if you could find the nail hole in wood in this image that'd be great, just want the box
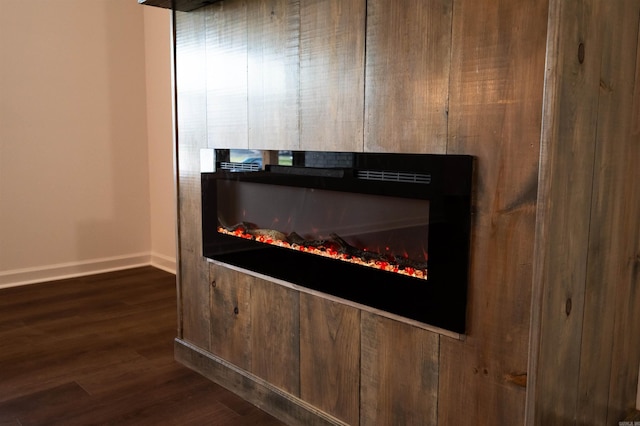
[578,43,585,64]
[234,306,239,315]
[565,298,572,316]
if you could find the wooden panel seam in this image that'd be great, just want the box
[175,338,349,426]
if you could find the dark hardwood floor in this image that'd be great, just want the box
[0,266,286,426]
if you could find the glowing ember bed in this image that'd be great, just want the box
[202,150,473,334]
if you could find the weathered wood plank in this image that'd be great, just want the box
[299,294,360,425]
[441,0,548,424]
[360,313,439,426]
[601,3,640,422]
[634,21,640,137]
[173,2,640,426]
[299,0,365,152]
[527,0,614,424]
[364,0,452,153]
[206,0,248,149]
[175,9,211,348]
[209,263,252,371]
[251,277,300,396]
[176,339,348,426]
[576,1,640,424]
[247,0,300,151]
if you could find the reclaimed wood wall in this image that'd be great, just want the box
[438,0,548,423]
[174,8,210,348]
[168,0,640,424]
[527,0,640,424]
[364,0,451,153]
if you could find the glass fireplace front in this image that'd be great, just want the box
[202,151,473,334]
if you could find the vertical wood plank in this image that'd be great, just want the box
[250,278,300,396]
[364,0,452,154]
[360,313,439,426]
[206,0,248,149]
[607,15,640,417]
[607,156,640,423]
[441,0,548,424]
[209,263,252,371]
[527,0,638,425]
[299,0,365,152]
[247,0,300,151]
[300,294,360,425]
[175,9,211,349]
[634,21,640,137]
[576,0,640,424]
[526,0,616,424]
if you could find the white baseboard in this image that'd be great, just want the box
[150,252,177,274]
[0,253,153,289]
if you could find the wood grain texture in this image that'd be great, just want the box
[0,267,284,426]
[206,0,249,149]
[634,22,640,137]
[176,339,349,426]
[299,0,365,152]
[526,0,638,424]
[440,0,548,424]
[576,1,640,424]
[248,0,300,150]
[172,2,640,426]
[360,313,439,426]
[527,1,599,421]
[251,277,300,396]
[596,0,640,423]
[209,263,252,370]
[364,0,452,153]
[300,293,360,425]
[175,9,211,348]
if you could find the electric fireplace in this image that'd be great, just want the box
[202,150,473,334]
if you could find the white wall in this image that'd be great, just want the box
[144,6,176,273]
[0,0,175,286]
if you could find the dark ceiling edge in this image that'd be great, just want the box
[138,0,223,13]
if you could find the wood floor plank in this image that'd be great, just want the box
[0,267,285,426]
[0,382,92,425]
[48,373,232,425]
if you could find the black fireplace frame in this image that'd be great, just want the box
[201,151,473,334]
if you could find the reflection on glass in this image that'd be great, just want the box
[227,149,293,168]
[217,180,429,280]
